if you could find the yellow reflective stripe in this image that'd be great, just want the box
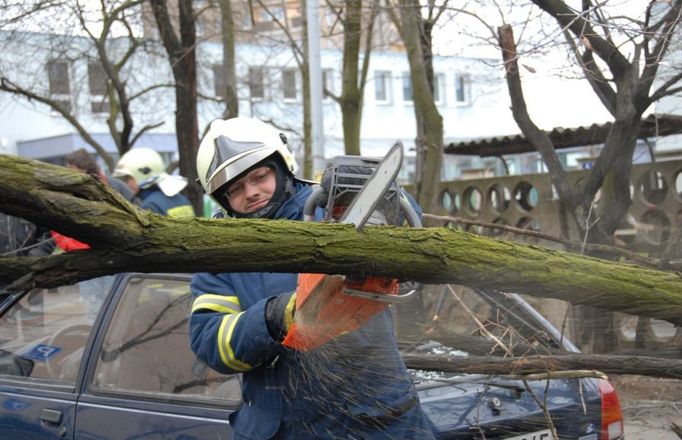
[218,313,252,371]
[192,294,241,314]
[167,205,194,219]
[284,293,296,331]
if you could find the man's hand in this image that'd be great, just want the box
[264,291,297,342]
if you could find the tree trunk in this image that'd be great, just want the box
[498,24,577,238]
[340,0,363,156]
[219,0,239,119]
[301,0,313,179]
[396,0,443,212]
[149,0,201,215]
[582,117,642,241]
[2,155,682,327]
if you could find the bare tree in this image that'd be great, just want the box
[217,0,238,119]
[0,0,168,172]
[148,0,202,213]
[495,1,682,243]
[446,0,682,352]
[322,0,379,156]
[386,0,445,212]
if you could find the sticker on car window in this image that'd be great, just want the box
[23,344,62,362]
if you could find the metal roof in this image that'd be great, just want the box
[444,114,682,157]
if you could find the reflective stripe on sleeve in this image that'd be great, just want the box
[218,313,252,371]
[167,205,195,219]
[191,294,242,314]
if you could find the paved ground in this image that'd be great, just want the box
[611,375,681,440]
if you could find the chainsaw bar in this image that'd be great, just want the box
[339,141,403,230]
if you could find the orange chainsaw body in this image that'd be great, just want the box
[282,273,398,351]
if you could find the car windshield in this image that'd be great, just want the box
[0,276,115,385]
[393,284,567,383]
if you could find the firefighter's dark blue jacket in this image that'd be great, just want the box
[189,180,435,440]
[138,186,194,218]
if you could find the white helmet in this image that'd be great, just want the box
[114,147,187,196]
[196,117,298,212]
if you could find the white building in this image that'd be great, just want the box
[0,28,522,183]
[4,25,675,184]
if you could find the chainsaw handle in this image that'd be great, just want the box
[399,196,422,227]
[303,185,326,222]
[305,184,422,227]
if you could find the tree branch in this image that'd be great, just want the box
[403,353,682,381]
[422,213,664,269]
[2,156,682,326]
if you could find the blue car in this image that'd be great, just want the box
[0,273,624,439]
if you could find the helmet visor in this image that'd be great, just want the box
[205,135,274,194]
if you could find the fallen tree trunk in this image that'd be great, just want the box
[402,353,682,381]
[1,154,682,326]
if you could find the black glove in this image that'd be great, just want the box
[264,291,296,342]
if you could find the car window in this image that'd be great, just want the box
[0,276,113,385]
[92,276,241,404]
[396,284,562,359]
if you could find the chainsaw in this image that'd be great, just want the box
[283,142,422,351]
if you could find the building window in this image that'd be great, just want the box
[240,11,253,30]
[249,67,265,100]
[88,62,109,114]
[88,62,107,95]
[47,59,72,112]
[402,73,412,102]
[255,5,285,31]
[265,6,285,22]
[374,71,392,103]
[433,73,445,105]
[282,68,297,100]
[455,74,468,104]
[213,64,226,99]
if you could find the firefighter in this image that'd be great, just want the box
[113,147,194,218]
[190,117,435,439]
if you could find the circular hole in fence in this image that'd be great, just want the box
[675,170,682,202]
[516,216,540,231]
[619,316,637,342]
[639,209,671,245]
[487,184,511,214]
[489,217,509,237]
[441,189,453,213]
[637,170,668,205]
[463,186,482,216]
[651,319,677,339]
[513,181,538,211]
[451,191,461,215]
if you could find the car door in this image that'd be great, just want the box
[76,274,239,440]
[0,277,115,440]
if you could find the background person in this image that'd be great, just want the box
[189,117,435,440]
[113,147,194,218]
[65,148,140,205]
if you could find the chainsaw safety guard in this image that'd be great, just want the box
[283,273,398,351]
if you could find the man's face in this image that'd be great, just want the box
[224,166,276,214]
[123,176,139,194]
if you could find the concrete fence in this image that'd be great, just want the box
[425,160,682,353]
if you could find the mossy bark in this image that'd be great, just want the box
[1,155,682,326]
